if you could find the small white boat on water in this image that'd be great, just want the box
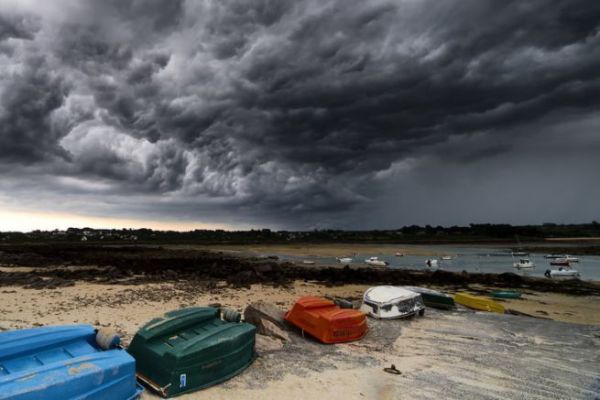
[360,286,425,319]
[425,259,438,268]
[545,268,580,279]
[513,258,535,269]
[441,255,453,261]
[365,257,388,267]
[336,257,353,264]
[544,254,579,262]
[302,260,316,265]
[395,252,404,257]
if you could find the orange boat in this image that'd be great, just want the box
[284,296,368,344]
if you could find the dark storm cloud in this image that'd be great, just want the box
[0,56,70,163]
[0,0,599,228]
[0,14,34,41]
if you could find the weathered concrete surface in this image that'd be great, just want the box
[381,311,600,399]
[141,309,600,399]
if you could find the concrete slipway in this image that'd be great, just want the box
[141,309,600,400]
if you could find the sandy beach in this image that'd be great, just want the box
[1,280,599,399]
[1,243,599,399]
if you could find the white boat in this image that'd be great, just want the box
[564,255,579,263]
[441,255,453,260]
[544,268,580,279]
[365,257,388,267]
[360,286,425,319]
[336,257,353,264]
[302,260,315,265]
[395,252,404,257]
[513,258,535,269]
[425,259,438,268]
[544,254,565,259]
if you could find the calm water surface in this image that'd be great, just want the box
[274,244,600,281]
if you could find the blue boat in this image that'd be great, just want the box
[0,325,143,400]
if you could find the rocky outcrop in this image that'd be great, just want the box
[244,301,291,342]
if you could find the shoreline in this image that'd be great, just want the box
[0,243,598,294]
[1,242,598,399]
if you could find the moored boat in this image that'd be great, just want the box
[402,286,455,309]
[454,293,505,313]
[441,255,453,260]
[302,260,316,265]
[360,286,425,319]
[425,259,438,268]
[336,257,353,264]
[544,268,580,279]
[285,296,367,343]
[564,255,579,263]
[550,259,570,267]
[513,258,535,269]
[365,256,388,266]
[491,290,522,299]
[128,307,256,397]
[0,325,142,400]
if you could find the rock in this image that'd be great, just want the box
[244,301,288,335]
[497,272,523,285]
[254,334,284,353]
[253,262,274,274]
[261,320,291,342]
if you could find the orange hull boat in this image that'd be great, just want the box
[284,296,367,344]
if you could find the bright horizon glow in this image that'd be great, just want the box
[0,207,232,232]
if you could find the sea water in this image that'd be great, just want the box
[276,244,600,281]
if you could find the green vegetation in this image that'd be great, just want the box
[1,222,600,244]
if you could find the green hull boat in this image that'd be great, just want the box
[403,286,455,309]
[128,307,256,398]
[491,290,522,299]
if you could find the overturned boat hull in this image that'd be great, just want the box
[402,286,455,309]
[285,296,367,343]
[454,293,505,314]
[0,325,142,400]
[361,286,426,319]
[128,307,256,398]
[491,290,522,299]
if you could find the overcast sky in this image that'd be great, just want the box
[0,0,599,231]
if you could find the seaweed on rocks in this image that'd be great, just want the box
[0,244,598,295]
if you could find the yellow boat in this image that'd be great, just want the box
[454,293,505,313]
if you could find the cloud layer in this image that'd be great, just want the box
[1,0,599,229]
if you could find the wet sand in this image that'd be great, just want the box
[1,281,599,336]
[171,243,448,257]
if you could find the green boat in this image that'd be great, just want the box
[403,286,455,309]
[128,307,256,398]
[491,290,522,299]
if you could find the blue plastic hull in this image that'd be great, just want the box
[0,325,142,400]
